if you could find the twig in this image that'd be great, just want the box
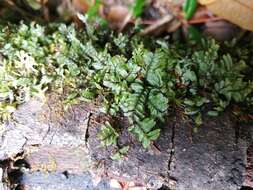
[140,14,174,35]
[119,12,133,32]
[85,112,92,147]
[188,16,223,24]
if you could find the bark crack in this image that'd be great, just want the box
[166,110,179,188]
[85,112,92,147]
[167,124,175,174]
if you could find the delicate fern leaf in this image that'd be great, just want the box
[147,70,163,87]
[138,118,156,133]
[98,122,119,147]
[111,146,129,160]
[147,129,160,141]
[129,117,160,148]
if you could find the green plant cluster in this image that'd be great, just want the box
[0,22,252,148]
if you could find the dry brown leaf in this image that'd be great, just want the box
[203,20,240,41]
[198,0,253,31]
[105,5,129,23]
[72,0,92,12]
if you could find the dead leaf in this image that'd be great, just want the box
[72,0,91,12]
[198,0,253,31]
[105,5,129,23]
[204,20,240,41]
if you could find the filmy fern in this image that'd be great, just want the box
[0,22,252,149]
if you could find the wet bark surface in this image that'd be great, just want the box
[239,124,253,188]
[88,117,172,189]
[170,115,249,190]
[0,96,252,190]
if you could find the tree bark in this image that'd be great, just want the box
[0,95,252,190]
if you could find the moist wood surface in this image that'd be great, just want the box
[0,96,252,190]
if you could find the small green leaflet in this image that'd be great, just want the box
[131,0,146,18]
[111,146,129,160]
[98,122,119,147]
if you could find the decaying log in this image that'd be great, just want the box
[0,95,168,189]
[0,95,102,189]
[0,94,252,190]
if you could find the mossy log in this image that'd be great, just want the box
[0,95,252,190]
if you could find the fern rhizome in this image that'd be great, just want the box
[0,22,252,149]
